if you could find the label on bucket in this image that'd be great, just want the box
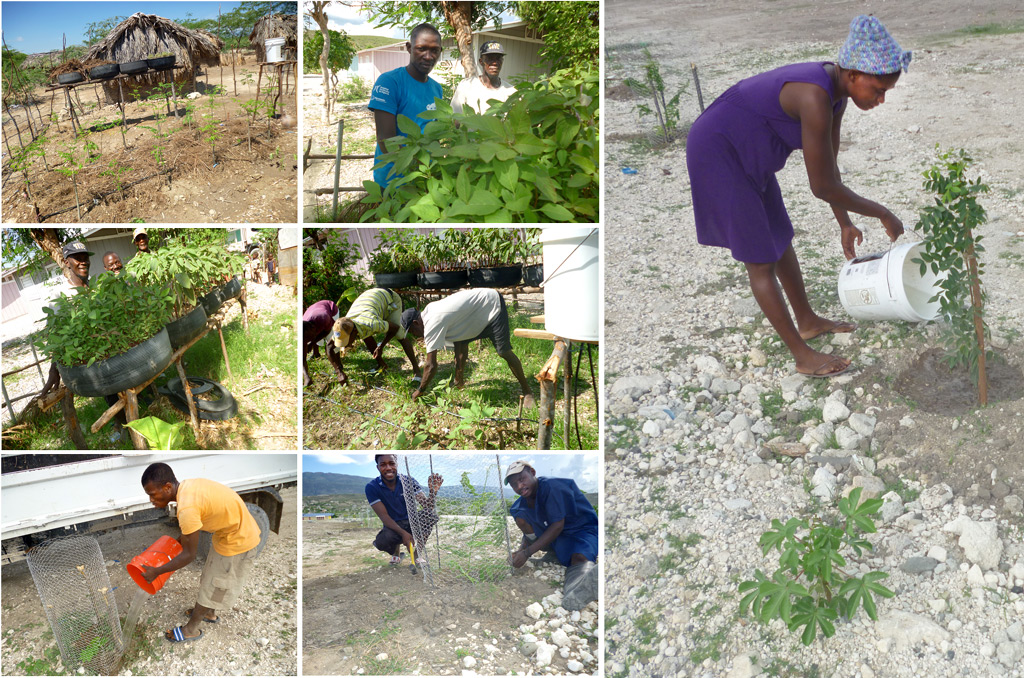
[844,288,878,307]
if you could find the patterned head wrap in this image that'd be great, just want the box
[838,15,911,75]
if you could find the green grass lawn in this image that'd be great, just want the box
[2,308,297,450]
[303,305,599,450]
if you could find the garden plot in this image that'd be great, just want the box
[302,298,599,451]
[604,1,1024,676]
[2,63,297,223]
[302,514,599,676]
[1,485,298,676]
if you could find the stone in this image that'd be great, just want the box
[875,611,950,651]
[611,375,664,397]
[966,563,986,587]
[520,642,538,657]
[848,413,877,437]
[1007,621,1023,643]
[823,399,851,423]
[730,414,752,433]
[1003,495,1023,515]
[375,653,388,661]
[780,374,807,393]
[810,467,837,500]
[535,642,555,667]
[567,659,584,673]
[526,603,543,620]
[724,498,753,511]
[642,420,663,437]
[920,484,954,510]
[926,546,948,563]
[996,641,1024,668]
[463,656,476,668]
[879,492,904,523]
[743,464,771,484]
[694,355,726,377]
[726,653,757,678]
[847,475,886,501]
[550,629,571,648]
[958,520,1003,570]
[766,441,808,457]
[835,426,865,450]
[900,557,939,574]
[748,348,767,367]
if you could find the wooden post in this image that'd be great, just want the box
[124,389,147,450]
[61,390,88,449]
[218,325,235,387]
[536,340,568,450]
[169,75,179,119]
[175,359,202,442]
[967,234,988,405]
[64,87,79,137]
[691,62,705,113]
[239,288,249,331]
[90,396,125,433]
[563,341,572,449]
[1,379,16,424]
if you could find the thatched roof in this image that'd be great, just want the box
[84,13,220,84]
[196,29,224,52]
[249,14,297,60]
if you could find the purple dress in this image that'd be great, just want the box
[686,62,844,263]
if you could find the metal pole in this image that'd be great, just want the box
[30,343,44,383]
[691,63,705,113]
[2,379,16,424]
[563,341,572,449]
[430,454,441,571]
[332,118,343,220]
[496,454,515,576]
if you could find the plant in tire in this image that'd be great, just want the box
[367,229,421,274]
[125,242,207,317]
[36,272,174,368]
[913,146,992,405]
[738,488,894,645]
[360,67,598,223]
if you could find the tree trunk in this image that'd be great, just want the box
[310,1,333,123]
[28,229,66,272]
[442,1,477,79]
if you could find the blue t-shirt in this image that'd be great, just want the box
[509,477,598,541]
[365,474,421,523]
[367,66,443,188]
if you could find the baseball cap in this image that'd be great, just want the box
[504,460,533,485]
[480,41,504,56]
[401,308,421,331]
[61,241,94,258]
[133,227,148,240]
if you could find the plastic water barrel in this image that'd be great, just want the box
[265,37,286,62]
[837,241,944,322]
[539,227,599,342]
[126,536,182,594]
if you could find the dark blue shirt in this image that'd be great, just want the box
[509,477,597,538]
[365,474,421,523]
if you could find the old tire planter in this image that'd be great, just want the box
[165,305,208,349]
[56,72,85,85]
[89,64,119,80]
[373,272,418,289]
[220,276,242,301]
[200,288,224,316]
[159,376,238,421]
[119,61,148,75]
[469,265,522,288]
[56,328,173,398]
[146,55,176,71]
[522,263,543,287]
[418,270,468,289]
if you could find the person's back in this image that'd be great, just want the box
[420,288,501,352]
[176,478,261,556]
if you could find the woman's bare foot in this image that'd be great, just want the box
[798,316,857,341]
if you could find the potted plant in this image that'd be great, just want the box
[368,230,421,288]
[125,243,209,348]
[194,245,245,315]
[416,230,468,289]
[521,228,543,286]
[467,229,523,287]
[36,272,175,397]
[145,51,176,71]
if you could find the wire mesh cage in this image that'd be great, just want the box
[25,535,124,676]
[398,454,515,587]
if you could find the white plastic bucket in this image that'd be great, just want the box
[265,37,285,63]
[837,241,944,322]
[539,227,599,342]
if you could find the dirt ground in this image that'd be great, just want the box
[302,517,598,676]
[301,74,375,222]
[0,485,298,676]
[2,62,299,223]
[605,0,1024,499]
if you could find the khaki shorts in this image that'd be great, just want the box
[197,548,256,610]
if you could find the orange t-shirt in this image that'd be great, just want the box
[177,478,261,556]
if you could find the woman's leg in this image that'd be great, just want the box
[775,245,856,340]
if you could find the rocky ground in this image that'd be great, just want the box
[604,1,1024,677]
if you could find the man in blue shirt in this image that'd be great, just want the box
[505,460,599,610]
[365,454,443,572]
[368,23,444,188]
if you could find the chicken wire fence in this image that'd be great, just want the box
[398,454,516,587]
[25,535,124,676]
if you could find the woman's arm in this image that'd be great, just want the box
[828,101,865,259]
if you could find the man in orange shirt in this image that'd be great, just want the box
[140,462,262,643]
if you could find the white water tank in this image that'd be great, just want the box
[265,37,286,63]
[540,227,599,342]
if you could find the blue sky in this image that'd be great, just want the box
[1,1,245,54]
[304,453,599,493]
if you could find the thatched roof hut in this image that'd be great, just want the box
[84,13,221,101]
[196,29,225,52]
[249,14,297,62]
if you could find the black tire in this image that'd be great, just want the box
[119,61,148,75]
[200,288,224,316]
[57,328,172,397]
[88,64,119,80]
[373,272,418,289]
[522,264,543,287]
[247,504,270,558]
[418,270,468,289]
[165,305,208,349]
[220,277,242,301]
[56,72,85,85]
[145,55,176,71]
[468,265,522,288]
[159,377,238,421]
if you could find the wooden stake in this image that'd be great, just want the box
[175,359,202,443]
[125,389,147,450]
[61,389,88,449]
[536,340,568,450]
[967,234,988,406]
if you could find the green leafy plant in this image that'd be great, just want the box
[124,416,186,450]
[465,228,527,267]
[367,229,421,274]
[124,241,227,317]
[625,47,687,147]
[359,67,598,223]
[738,488,895,645]
[55,142,86,221]
[100,160,133,201]
[302,234,367,311]
[913,147,991,404]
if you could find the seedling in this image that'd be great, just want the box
[100,160,133,201]
[55,142,85,220]
[625,47,687,147]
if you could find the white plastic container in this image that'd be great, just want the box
[539,227,599,342]
[265,37,286,63]
[837,241,944,322]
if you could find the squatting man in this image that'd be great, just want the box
[365,454,442,573]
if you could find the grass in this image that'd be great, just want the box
[303,304,599,450]
[1,305,296,450]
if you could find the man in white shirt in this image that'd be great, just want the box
[401,288,535,408]
[451,41,517,114]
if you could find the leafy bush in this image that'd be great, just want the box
[36,273,174,367]
[303,29,357,76]
[360,67,599,223]
[367,229,421,274]
[302,238,367,314]
[335,75,369,103]
[125,242,239,317]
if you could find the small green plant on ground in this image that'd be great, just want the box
[739,487,895,645]
[624,47,688,148]
[913,146,991,404]
[100,160,133,202]
[55,142,85,220]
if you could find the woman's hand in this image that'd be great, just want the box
[880,210,905,242]
[841,224,863,260]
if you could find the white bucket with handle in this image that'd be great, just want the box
[265,37,285,62]
[837,241,944,322]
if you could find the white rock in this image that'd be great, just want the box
[375,653,388,661]
[535,642,555,668]
[550,629,571,648]
[835,425,864,450]
[526,603,544,620]
[567,659,584,673]
[463,656,476,668]
[920,483,954,510]
[875,610,950,651]
[848,412,877,437]
[642,420,662,437]
[959,520,1003,570]
[726,653,757,678]
[811,467,837,499]
[879,492,904,523]
[926,546,947,563]
[823,399,851,423]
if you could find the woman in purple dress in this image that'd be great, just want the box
[686,15,909,377]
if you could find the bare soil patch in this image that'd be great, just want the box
[894,347,1024,416]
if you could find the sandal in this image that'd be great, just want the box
[800,320,857,341]
[389,554,401,566]
[797,356,852,379]
[165,627,203,643]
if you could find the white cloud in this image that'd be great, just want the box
[311,453,370,466]
[15,36,24,42]
[305,2,405,39]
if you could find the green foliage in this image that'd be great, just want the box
[336,75,370,103]
[738,488,894,645]
[515,1,599,76]
[363,1,504,40]
[913,147,991,383]
[360,67,599,222]
[36,272,174,367]
[367,229,421,274]
[124,416,186,450]
[625,47,687,147]
[84,16,127,45]
[302,234,369,312]
[125,241,239,316]
[303,29,357,74]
